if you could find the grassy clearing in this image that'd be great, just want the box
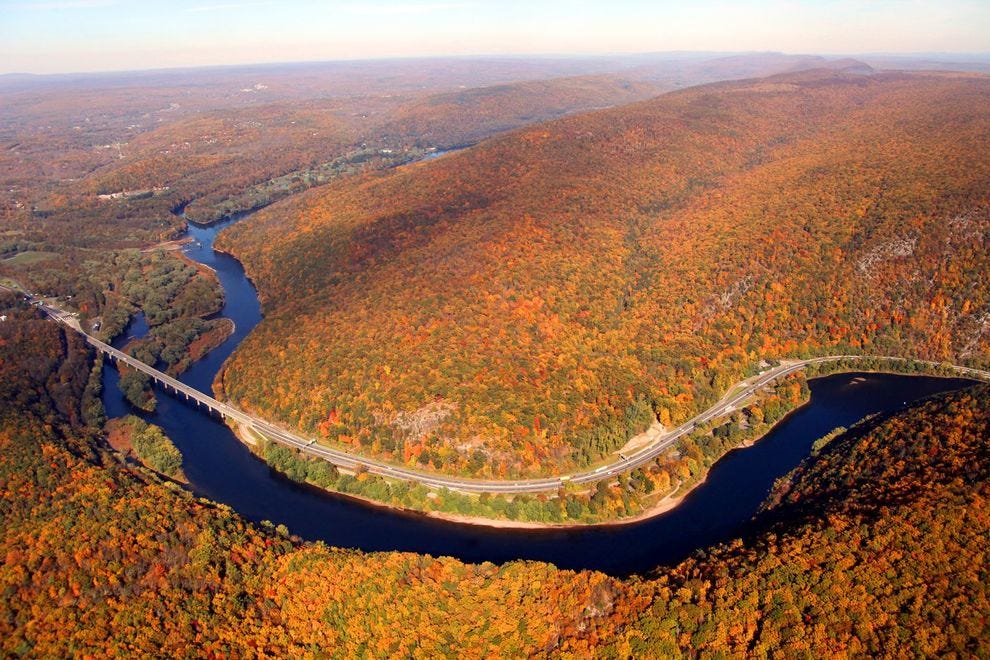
[2,251,58,267]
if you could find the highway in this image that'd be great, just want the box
[35,296,990,494]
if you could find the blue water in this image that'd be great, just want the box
[111,311,149,349]
[101,216,978,576]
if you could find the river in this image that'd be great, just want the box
[101,216,978,576]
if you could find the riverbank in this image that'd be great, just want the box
[217,361,985,530]
[223,394,790,531]
[228,414,702,529]
[419,484,701,530]
[140,236,193,252]
[228,417,671,529]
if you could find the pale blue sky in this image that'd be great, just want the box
[1,0,988,74]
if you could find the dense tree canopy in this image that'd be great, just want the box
[217,70,990,478]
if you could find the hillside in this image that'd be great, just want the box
[0,67,664,391]
[0,54,879,359]
[86,74,662,226]
[2,73,661,249]
[216,70,990,478]
[605,383,990,656]
[0,52,871,251]
[2,312,988,655]
[0,67,664,342]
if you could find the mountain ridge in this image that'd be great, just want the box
[216,69,990,479]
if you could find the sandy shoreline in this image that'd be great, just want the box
[416,485,701,530]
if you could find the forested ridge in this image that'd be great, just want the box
[0,67,667,376]
[1,52,856,248]
[601,383,990,656]
[0,70,666,400]
[1,315,987,655]
[217,70,990,478]
[0,55,876,355]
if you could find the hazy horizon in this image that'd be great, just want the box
[2,0,989,76]
[4,49,990,81]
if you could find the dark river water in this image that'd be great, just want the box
[101,217,977,576]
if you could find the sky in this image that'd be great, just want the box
[1,0,989,75]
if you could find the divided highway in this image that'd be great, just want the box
[36,298,990,494]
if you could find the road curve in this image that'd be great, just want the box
[37,298,990,494]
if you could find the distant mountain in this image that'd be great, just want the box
[72,74,664,226]
[626,52,874,86]
[822,57,876,74]
[217,70,990,479]
[862,53,990,73]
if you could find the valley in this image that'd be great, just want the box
[7,61,989,526]
[36,204,986,528]
[2,36,989,655]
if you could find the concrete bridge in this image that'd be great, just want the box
[37,300,990,494]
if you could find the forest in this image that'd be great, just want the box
[0,62,687,408]
[0,55,875,268]
[1,57,988,654]
[3,58,941,492]
[0,61,682,389]
[1,310,986,655]
[216,70,990,480]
